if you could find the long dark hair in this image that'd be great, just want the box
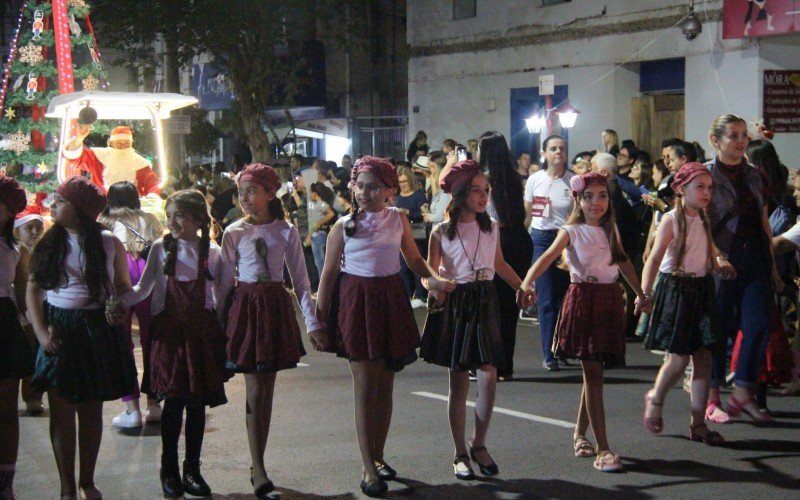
[30,211,110,304]
[310,182,335,206]
[747,139,788,199]
[442,175,493,240]
[104,181,140,211]
[477,131,525,227]
[2,219,14,249]
[162,190,214,281]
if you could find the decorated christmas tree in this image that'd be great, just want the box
[0,0,108,197]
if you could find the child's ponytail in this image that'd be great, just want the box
[344,202,361,237]
[199,221,213,281]
[699,208,714,272]
[673,195,688,271]
[163,233,177,276]
[268,197,286,221]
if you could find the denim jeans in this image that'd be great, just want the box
[712,235,772,389]
[311,231,327,278]
[531,228,570,364]
[399,239,427,300]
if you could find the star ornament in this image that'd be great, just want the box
[37,161,48,173]
[4,108,16,119]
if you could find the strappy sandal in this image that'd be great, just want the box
[643,390,663,434]
[728,394,774,423]
[705,399,731,424]
[573,435,596,458]
[689,424,725,446]
[593,451,623,472]
[469,442,499,476]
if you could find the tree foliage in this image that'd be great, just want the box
[91,0,365,164]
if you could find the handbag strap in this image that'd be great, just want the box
[116,218,149,243]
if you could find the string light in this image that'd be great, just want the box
[0,1,30,118]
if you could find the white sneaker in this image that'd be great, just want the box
[410,298,426,309]
[144,404,162,423]
[112,410,142,428]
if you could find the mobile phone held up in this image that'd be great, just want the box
[456,146,468,161]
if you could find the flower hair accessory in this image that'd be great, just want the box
[758,123,774,140]
[748,118,775,141]
[570,172,607,198]
[569,175,585,196]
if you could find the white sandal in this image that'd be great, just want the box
[593,451,623,472]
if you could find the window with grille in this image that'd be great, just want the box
[453,0,476,20]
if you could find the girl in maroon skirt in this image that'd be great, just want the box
[218,164,324,498]
[420,160,528,480]
[520,172,648,473]
[121,190,226,498]
[313,156,453,497]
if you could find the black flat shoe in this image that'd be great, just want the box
[254,480,275,499]
[375,461,397,480]
[160,466,184,498]
[469,444,499,476]
[453,455,475,480]
[182,460,211,497]
[249,466,275,498]
[360,478,388,497]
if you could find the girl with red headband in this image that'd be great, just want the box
[641,162,736,446]
[419,160,528,480]
[0,175,36,499]
[218,164,324,498]
[26,176,138,500]
[314,156,454,497]
[520,172,648,473]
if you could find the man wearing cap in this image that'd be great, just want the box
[63,123,161,197]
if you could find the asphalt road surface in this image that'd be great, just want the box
[16,306,800,499]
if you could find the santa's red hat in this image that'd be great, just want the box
[14,204,44,229]
[109,126,133,143]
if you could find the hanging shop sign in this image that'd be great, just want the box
[763,70,800,133]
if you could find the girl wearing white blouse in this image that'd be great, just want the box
[120,190,227,498]
[314,156,454,497]
[218,164,324,498]
[420,160,527,481]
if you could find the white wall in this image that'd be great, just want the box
[408,0,710,46]
[408,2,792,164]
[408,16,749,155]
[684,23,762,149]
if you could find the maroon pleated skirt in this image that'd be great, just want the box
[329,273,419,371]
[553,282,626,366]
[225,282,306,372]
[146,307,227,407]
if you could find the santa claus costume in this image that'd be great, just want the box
[62,125,161,197]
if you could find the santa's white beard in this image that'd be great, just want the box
[98,147,150,188]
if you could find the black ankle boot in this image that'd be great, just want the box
[160,465,184,498]
[183,460,212,497]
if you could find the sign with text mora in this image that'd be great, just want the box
[763,70,800,133]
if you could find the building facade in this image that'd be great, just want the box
[408,0,800,167]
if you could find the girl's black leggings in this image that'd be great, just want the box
[161,398,205,468]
